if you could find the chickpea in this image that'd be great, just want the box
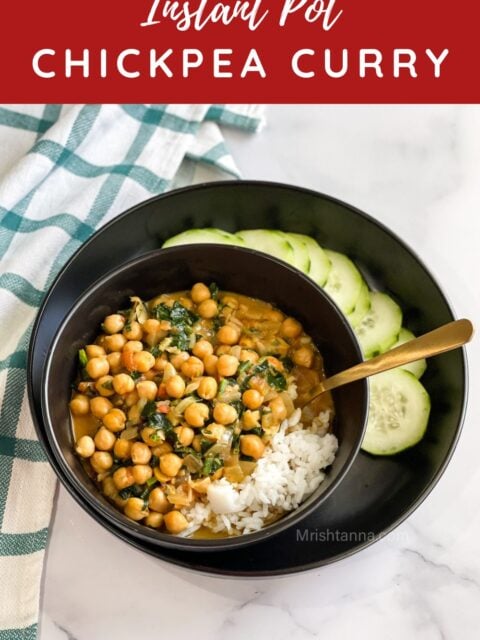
[191,282,211,303]
[239,336,255,349]
[192,435,202,452]
[242,389,264,410]
[113,438,132,459]
[123,321,143,341]
[143,318,162,334]
[69,394,90,416]
[217,324,241,346]
[94,426,116,451]
[154,354,169,372]
[293,346,314,368]
[103,314,126,335]
[148,487,170,513]
[124,390,139,408]
[216,345,231,356]
[95,375,115,397]
[102,476,117,500]
[136,380,158,401]
[193,339,213,359]
[281,317,302,339]
[90,451,113,473]
[170,351,189,370]
[217,354,239,377]
[203,354,218,376]
[165,375,186,399]
[104,333,127,353]
[213,402,238,425]
[132,464,153,484]
[145,512,164,528]
[203,422,226,441]
[89,396,112,419]
[102,408,126,432]
[243,410,260,429]
[269,396,287,422]
[197,376,218,400]
[160,453,183,477]
[124,497,148,521]
[164,510,189,534]
[113,466,135,490]
[131,441,152,465]
[133,350,155,373]
[85,357,109,380]
[184,403,209,428]
[123,340,143,353]
[111,373,134,395]
[181,356,204,379]
[266,309,284,323]
[152,442,173,456]
[106,351,123,374]
[174,425,195,446]
[86,344,106,358]
[240,434,265,459]
[75,435,95,458]
[239,349,259,365]
[197,299,218,319]
[140,426,160,446]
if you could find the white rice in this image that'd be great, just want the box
[180,408,338,536]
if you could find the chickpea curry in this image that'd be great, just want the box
[71,283,334,535]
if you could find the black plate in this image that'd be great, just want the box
[28,181,468,576]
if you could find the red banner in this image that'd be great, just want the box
[1,0,477,102]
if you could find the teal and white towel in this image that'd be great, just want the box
[0,103,265,639]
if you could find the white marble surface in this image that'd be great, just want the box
[39,106,480,639]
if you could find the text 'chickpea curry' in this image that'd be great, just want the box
[71,283,334,536]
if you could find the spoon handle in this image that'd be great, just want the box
[301,318,474,405]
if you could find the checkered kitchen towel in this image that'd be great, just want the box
[0,104,265,639]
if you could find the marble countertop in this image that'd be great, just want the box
[40,106,480,640]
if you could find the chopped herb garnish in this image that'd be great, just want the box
[150,345,162,357]
[170,301,198,327]
[248,427,264,437]
[150,455,159,468]
[170,330,190,351]
[218,379,228,394]
[118,484,143,500]
[200,438,213,455]
[146,476,158,487]
[101,379,113,390]
[209,282,219,300]
[78,349,88,368]
[130,371,142,381]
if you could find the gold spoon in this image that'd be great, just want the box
[300,318,474,406]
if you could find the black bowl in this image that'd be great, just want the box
[41,244,368,551]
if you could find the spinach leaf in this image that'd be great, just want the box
[209,282,219,300]
[267,367,287,390]
[152,303,171,321]
[201,455,223,476]
[78,349,88,368]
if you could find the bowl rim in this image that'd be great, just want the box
[27,180,468,571]
[40,242,369,551]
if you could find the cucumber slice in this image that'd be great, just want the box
[355,292,402,358]
[163,228,242,248]
[236,230,295,266]
[281,232,310,273]
[361,369,430,455]
[389,328,427,379]
[288,233,331,286]
[347,280,371,329]
[323,250,363,315]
